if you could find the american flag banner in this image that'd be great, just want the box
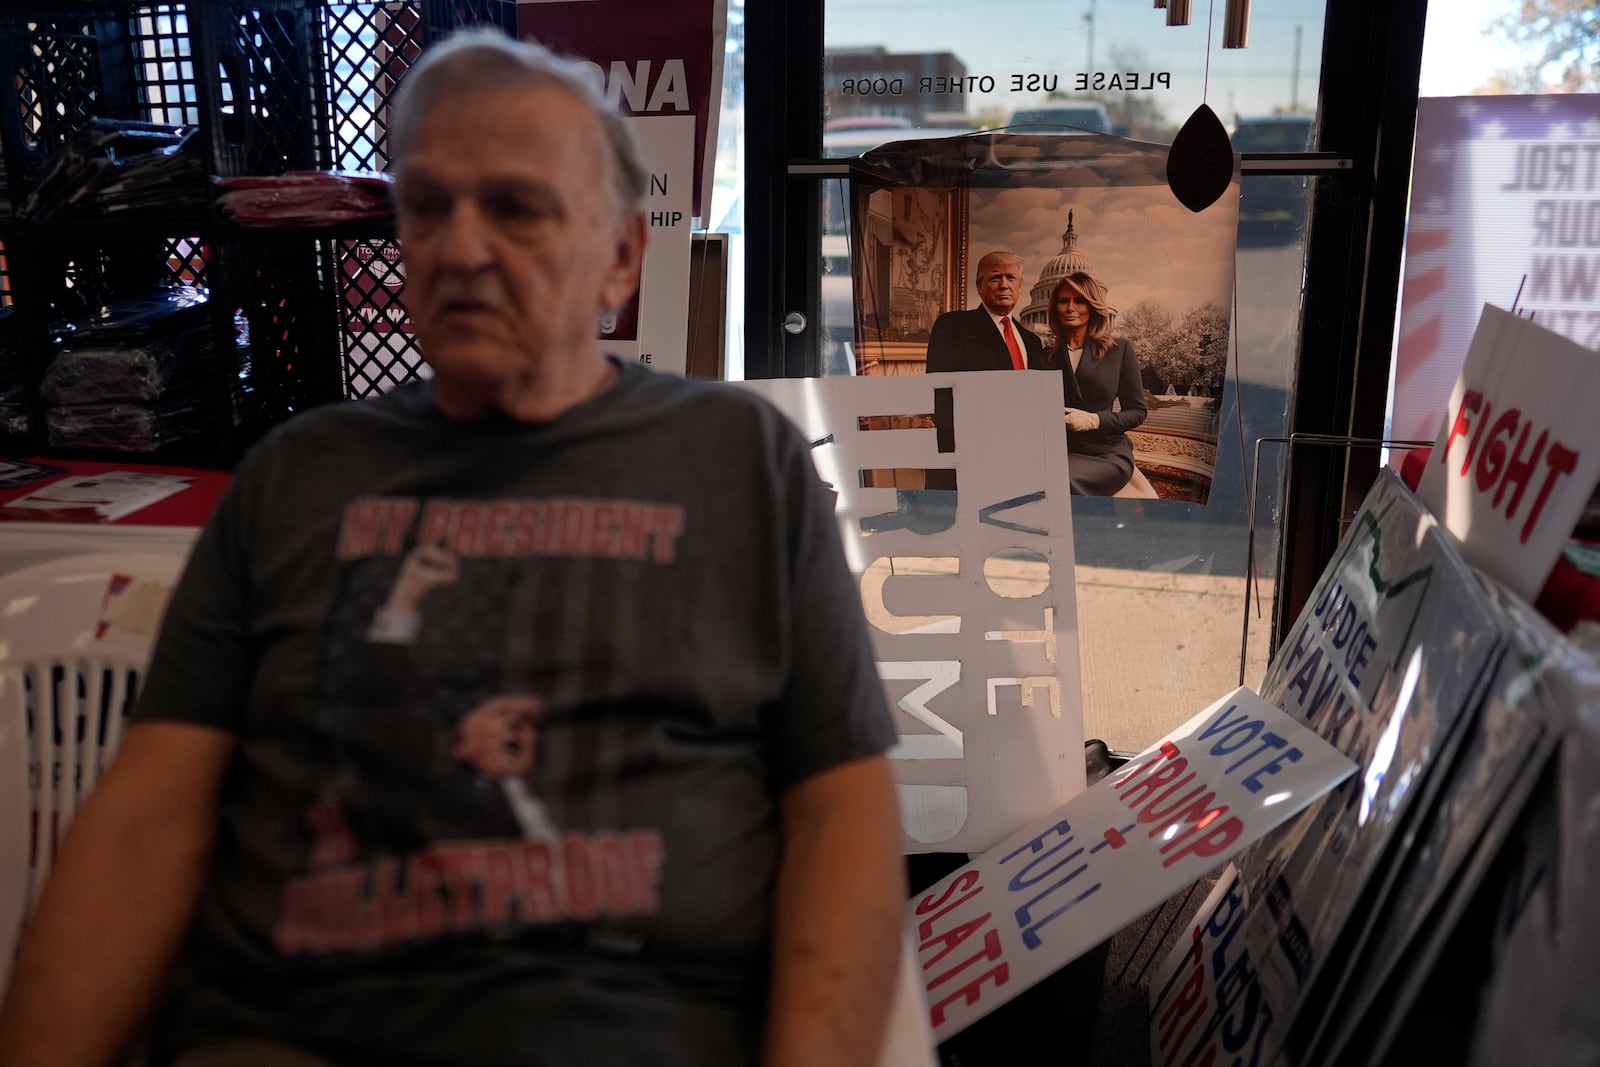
[1394,94,1600,444]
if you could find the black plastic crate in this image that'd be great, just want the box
[322,1,421,172]
[4,230,180,327]
[131,2,202,126]
[336,236,422,398]
[208,233,342,431]
[421,0,516,38]
[0,8,144,198]
[197,0,329,177]
[0,0,532,456]
[0,227,223,455]
[320,0,515,174]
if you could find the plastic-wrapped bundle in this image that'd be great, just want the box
[57,285,209,342]
[42,287,221,449]
[216,170,393,225]
[0,310,25,436]
[45,394,211,452]
[17,119,207,222]
[0,384,27,437]
[41,340,185,404]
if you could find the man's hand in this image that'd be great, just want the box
[763,754,905,1067]
[1064,407,1100,432]
[385,543,461,613]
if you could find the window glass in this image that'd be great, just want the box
[823,1,1325,140]
[1418,0,1579,97]
[817,0,1327,750]
[1389,0,1571,445]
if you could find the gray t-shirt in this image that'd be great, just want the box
[135,362,896,1066]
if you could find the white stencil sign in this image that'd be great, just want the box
[740,371,1085,854]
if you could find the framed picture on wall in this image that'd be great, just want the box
[854,185,967,377]
[848,133,1239,503]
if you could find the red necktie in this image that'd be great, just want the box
[1001,316,1026,371]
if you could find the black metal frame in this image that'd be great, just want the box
[744,1,823,381]
[1275,0,1429,648]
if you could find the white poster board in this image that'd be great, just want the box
[601,115,696,375]
[739,371,1085,854]
[1416,303,1600,601]
[909,687,1355,1042]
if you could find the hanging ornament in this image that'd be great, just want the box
[1167,103,1234,211]
[1223,0,1251,48]
[1167,0,1192,25]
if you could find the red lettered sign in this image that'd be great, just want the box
[1417,304,1600,601]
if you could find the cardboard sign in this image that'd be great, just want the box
[516,0,726,220]
[906,686,1355,1042]
[1416,303,1600,601]
[599,115,696,374]
[738,372,1085,854]
[1304,603,1558,1067]
[1169,470,1509,1067]
[1147,864,1257,1067]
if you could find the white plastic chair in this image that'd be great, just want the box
[0,551,183,994]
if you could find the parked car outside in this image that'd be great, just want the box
[1232,114,1316,245]
[824,115,912,133]
[1004,101,1112,134]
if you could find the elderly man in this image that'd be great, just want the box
[0,32,904,1067]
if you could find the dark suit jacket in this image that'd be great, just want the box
[921,308,1046,490]
[924,307,1047,374]
[1058,337,1148,462]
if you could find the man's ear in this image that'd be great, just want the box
[600,210,649,312]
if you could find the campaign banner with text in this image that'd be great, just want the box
[906,687,1354,1043]
[516,0,725,220]
[1394,94,1600,443]
[738,372,1085,855]
[1416,303,1600,601]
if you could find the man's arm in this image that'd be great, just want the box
[0,720,236,1067]
[763,753,906,1067]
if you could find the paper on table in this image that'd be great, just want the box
[2,471,192,522]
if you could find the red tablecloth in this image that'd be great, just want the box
[0,457,231,527]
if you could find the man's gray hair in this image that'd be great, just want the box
[388,30,649,213]
[974,249,1023,280]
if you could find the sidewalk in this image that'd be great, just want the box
[1074,565,1276,753]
